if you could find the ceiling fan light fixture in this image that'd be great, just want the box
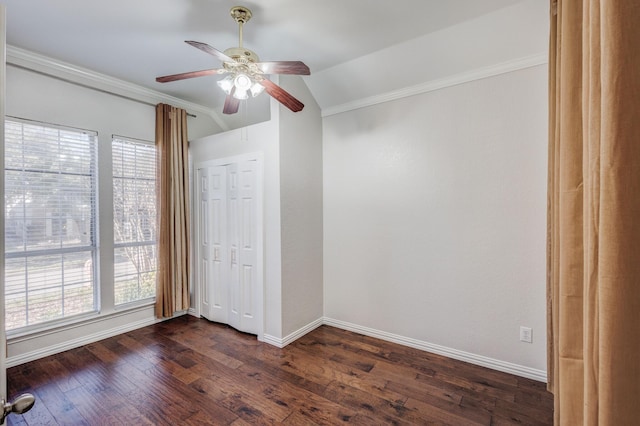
[217,75,234,95]
[234,73,253,91]
[233,87,249,100]
[219,72,261,100]
[250,82,265,97]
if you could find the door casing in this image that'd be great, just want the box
[1,3,8,406]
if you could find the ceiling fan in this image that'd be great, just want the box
[156,6,310,115]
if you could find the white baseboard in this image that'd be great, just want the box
[261,334,281,347]
[257,316,546,382]
[7,311,547,383]
[7,318,156,367]
[322,317,548,383]
[263,317,323,348]
[6,309,187,368]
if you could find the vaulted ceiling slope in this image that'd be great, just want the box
[3,0,547,123]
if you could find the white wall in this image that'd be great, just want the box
[279,76,323,337]
[322,64,548,376]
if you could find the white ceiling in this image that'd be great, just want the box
[3,0,527,123]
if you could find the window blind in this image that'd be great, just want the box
[112,137,157,305]
[4,119,98,331]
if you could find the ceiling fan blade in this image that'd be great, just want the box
[256,61,310,75]
[185,40,235,63]
[223,91,240,115]
[156,68,225,83]
[259,79,304,112]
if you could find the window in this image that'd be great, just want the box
[4,119,98,331]
[112,136,157,305]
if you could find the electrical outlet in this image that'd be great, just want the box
[520,326,533,343]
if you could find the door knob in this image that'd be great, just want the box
[2,393,35,423]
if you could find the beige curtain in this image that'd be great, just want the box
[155,103,190,318]
[547,0,640,424]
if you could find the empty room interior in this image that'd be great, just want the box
[1,0,639,424]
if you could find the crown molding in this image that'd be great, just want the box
[321,52,548,117]
[6,45,228,131]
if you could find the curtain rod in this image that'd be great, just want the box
[8,63,197,118]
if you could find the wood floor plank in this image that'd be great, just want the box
[6,316,553,425]
[192,373,292,423]
[212,340,329,397]
[63,382,138,425]
[282,389,359,425]
[322,380,420,425]
[281,345,409,405]
[33,357,82,394]
[31,384,89,426]
[404,395,489,425]
[493,396,554,425]
[432,370,517,402]
[109,333,202,385]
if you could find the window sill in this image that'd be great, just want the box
[114,297,155,312]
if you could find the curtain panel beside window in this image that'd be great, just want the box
[155,104,190,318]
[547,0,640,423]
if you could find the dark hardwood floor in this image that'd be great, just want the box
[7,316,553,425]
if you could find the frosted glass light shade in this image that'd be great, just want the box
[233,88,249,100]
[250,82,265,97]
[217,75,234,95]
[234,73,252,91]
[218,73,262,100]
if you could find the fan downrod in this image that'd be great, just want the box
[224,5,259,63]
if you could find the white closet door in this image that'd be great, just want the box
[198,160,259,335]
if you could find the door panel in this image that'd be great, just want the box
[198,169,211,318]
[208,166,227,323]
[227,163,240,330]
[238,160,258,333]
[242,266,254,318]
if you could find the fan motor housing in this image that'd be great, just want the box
[223,47,260,64]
